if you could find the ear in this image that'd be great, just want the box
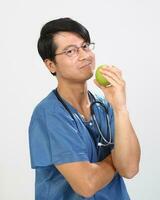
[44,59,56,74]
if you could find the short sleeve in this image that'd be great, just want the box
[29,106,89,169]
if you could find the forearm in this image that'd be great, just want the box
[56,156,116,198]
[112,108,141,178]
[87,155,116,195]
[95,65,141,178]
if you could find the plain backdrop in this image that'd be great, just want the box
[0,0,160,199]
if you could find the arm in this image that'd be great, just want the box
[111,108,140,178]
[56,155,116,198]
[94,65,141,178]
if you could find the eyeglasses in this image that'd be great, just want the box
[55,42,95,58]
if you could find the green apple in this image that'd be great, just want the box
[95,65,110,86]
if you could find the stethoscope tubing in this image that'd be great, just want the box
[90,101,113,146]
[54,89,114,147]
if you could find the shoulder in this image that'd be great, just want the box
[30,89,64,119]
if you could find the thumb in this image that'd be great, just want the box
[93,79,113,94]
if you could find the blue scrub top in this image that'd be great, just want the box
[29,89,130,200]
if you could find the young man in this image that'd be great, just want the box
[29,18,141,200]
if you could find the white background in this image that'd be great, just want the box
[0,0,160,199]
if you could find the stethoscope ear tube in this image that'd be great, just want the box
[54,89,74,117]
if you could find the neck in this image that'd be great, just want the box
[57,81,92,121]
[57,82,90,107]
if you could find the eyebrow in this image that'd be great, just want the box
[61,41,86,51]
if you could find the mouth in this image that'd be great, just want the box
[80,62,92,69]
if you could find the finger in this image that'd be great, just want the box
[98,73,123,88]
[105,65,122,79]
[111,65,122,76]
[94,74,117,88]
[112,65,122,75]
[93,79,112,89]
[100,69,123,85]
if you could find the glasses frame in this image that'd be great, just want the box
[55,42,95,57]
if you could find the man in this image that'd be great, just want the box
[29,17,141,200]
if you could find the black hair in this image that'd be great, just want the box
[37,17,91,75]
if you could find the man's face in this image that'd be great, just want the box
[52,32,95,83]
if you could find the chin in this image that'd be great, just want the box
[86,71,94,80]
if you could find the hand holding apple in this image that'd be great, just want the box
[94,65,127,112]
[95,65,111,87]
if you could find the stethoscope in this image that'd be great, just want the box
[54,89,114,147]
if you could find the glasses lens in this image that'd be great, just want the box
[62,42,95,57]
[65,47,77,57]
[89,43,95,50]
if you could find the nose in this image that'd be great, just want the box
[78,48,90,60]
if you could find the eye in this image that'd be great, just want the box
[82,43,90,51]
[66,48,76,56]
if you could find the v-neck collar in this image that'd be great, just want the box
[55,89,94,123]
